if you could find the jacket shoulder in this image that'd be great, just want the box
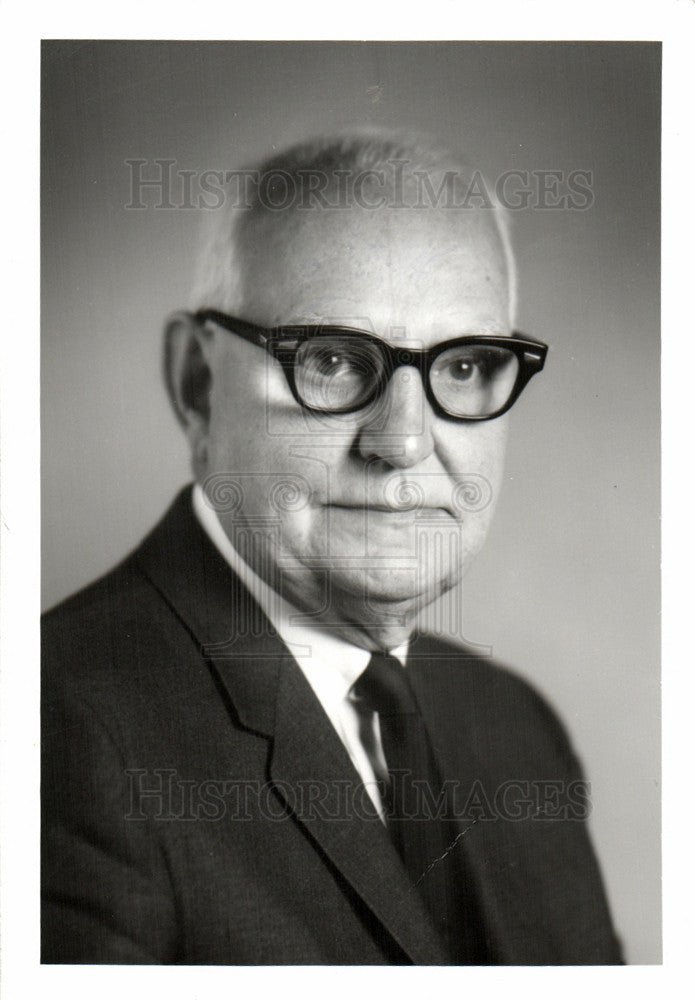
[409,632,579,769]
[42,550,174,658]
[41,489,204,705]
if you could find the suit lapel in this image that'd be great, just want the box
[136,488,449,964]
[268,653,450,965]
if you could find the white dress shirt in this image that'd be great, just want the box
[192,483,408,820]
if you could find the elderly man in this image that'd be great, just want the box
[42,131,621,964]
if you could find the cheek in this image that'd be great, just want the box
[205,411,330,553]
[206,355,287,470]
[442,419,508,524]
[461,418,507,475]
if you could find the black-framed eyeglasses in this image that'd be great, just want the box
[195,309,548,421]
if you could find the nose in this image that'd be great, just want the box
[357,366,435,469]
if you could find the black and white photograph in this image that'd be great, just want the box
[37,38,660,967]
[3,6,687,988]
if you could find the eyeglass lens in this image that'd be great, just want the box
[429,344,519,417]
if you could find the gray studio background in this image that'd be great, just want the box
[41,41,660,964]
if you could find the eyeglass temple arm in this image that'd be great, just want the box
[195,309,270,348]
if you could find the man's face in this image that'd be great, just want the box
[202,204,511,648]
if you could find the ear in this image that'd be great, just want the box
[163,311,213,473]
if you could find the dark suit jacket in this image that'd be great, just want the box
[42,487,622,964]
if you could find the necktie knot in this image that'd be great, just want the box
[352,652,419,717]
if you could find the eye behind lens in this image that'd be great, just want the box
[295,336,385,412]
[430,345,519,417]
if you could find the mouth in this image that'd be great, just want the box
[325,503,454,518]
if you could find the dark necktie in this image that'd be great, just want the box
[352,652,488,964]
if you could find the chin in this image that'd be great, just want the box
[333,567,460,620]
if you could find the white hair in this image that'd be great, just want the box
[188,128,517,325]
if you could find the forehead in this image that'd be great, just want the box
[238,205,510,338]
